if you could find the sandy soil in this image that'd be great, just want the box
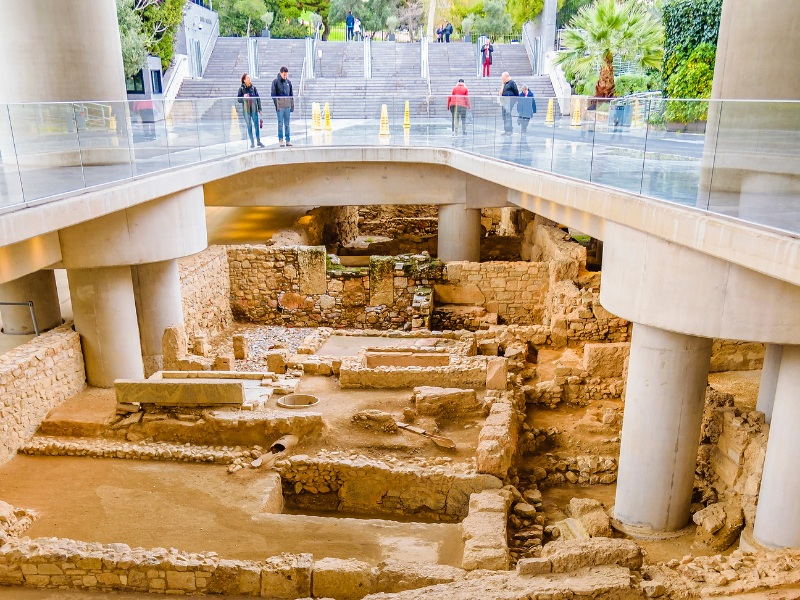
[708,370,762,412]
[0,455,462,567]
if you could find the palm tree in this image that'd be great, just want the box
[555,0,663,98]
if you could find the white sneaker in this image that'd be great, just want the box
[279,140,285,147]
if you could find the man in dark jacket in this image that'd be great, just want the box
[499,72,519,135]
[516,84,536,133]
[271,67,294,147]
[444,22,453,42]
[346,11,355,41]
[237,73,264,148]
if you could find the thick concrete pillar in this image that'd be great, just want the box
[0,0,126,104]
[0,270,61,334]
[753,345,800,548]
[614,323,712,533]
[756,344,783,424]
[68,267,144,388]
[438,205,482,262]
[132,260,184,376]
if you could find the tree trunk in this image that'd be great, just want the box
[595,51,616,98]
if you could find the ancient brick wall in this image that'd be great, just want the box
[0,324,85,465]
[228,245,444,329]
[178,246,234,338]
[358,205,439,238]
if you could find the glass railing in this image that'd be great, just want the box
[0,96,798,235]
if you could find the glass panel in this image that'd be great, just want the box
[7,102,85,201]
[551,97,595,180]
[75,100,134,188]
[0,104,25,208]
[130,98,170,174]
[589,98,648,194]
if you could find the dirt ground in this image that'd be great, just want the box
[708,370,762,412]
[0,455,463,567]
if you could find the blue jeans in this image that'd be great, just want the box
[276,107,291,142]
[244,110,260,144]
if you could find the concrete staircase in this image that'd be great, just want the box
[315,41,364,78]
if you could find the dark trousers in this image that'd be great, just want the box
[502,107,513,132]
[450,106,467,132]
[346,26,354,40]
[519,116,530,133]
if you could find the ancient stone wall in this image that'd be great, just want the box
[709,340,765,372]
[278,453,503,521]
[359,205,439,238]
[178,246,234,338]
[0,324,85,465]
[228,245,444,329]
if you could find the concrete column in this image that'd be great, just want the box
[0,270,61,334]
[68,266,144,388]
[614,323,713,533]
[753,345,800,548]
[132,260,184,376]
[756,344,783,424]
[438,205,482,262]
[0,0,126,103]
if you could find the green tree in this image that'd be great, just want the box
[218,0,270,36]
[117,0,148,78]
[664,43,715,122]
[554,0,663,98]
[363,0,398,34]
[506,0,543,29]
[329,0,365,24]
[556,0,591,28]
[473,0,513,37]
[139,0,185,69]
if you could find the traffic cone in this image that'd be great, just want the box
[545,98,554,126]
[403,100,411,129]
[570,98,582,129]
[230,105,240,138]
[312,102,322,130]
[404,127,410,146]
[378,104,390,137]
[324,102,332,130]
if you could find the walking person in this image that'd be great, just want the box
[237,73,264,148]
[436,24,443,42]
[354,17,362,41]
[271,67,294,146]
[499,71,519,136]
[346,11,355,41]
[447,78,471,137]
[444,21,453,42]
[481,40,493,77]
[516,84,536,133]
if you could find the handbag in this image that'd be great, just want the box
[259,118,263,129]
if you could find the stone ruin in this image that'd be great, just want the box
[3,208,796,600]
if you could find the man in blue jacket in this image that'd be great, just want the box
[346,11,355,41]
[271,67,294,147]
[516,84,537,133]
[499,72,519,136]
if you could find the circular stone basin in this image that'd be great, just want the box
[277,394,320,409]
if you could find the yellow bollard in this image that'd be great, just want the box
[545,98,554,126]
[230,105,240,138]
[570,98,582,130]
[324,102,332,130]
[312,102,322,130]
[403,100,411,129]
[632,99,643,128]
[378,104,390,137]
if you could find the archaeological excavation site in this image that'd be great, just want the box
[1,205,799,600]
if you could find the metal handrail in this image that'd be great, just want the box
[0,301,40,336]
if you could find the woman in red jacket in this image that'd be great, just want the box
[447,79,471,137]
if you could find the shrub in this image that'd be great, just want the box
[614,73,658,97]
[664,43,716,122]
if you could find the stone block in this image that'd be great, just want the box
[692,500,744,551]
[233,335,249,360]
[542,538,644,573]
[412,386,481,417]
[486,357,508,390]
[566,498,612,537]
[162,325,188,370]
[261,553,312,599]
[213,354,234,371]
[267,351,288,374]
[375,560,465,593]
[312,558,375,600]
[468,489,513,514]
[261,471,284,514]
[369,256,395,307]
[191,333,210,357]
[461,541,509,571]
[582,343,630,378]
[297,246,327,295]
[517,557,552,576]
[433,284,486,305]
[115,379,245,407]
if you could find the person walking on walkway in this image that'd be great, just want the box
[271,67,294,147]
[237,73,264,148]
[447,78,471,136]
[354,18,362,41]
[499,71,519,135]
[346,11,355,41]
[481,40,493,77]
[516,84,536,133]
[444,22,453,42]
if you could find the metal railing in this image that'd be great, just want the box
[0,302,40,336]
[363,36,372,78]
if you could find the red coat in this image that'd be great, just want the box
[447,83,471,109]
